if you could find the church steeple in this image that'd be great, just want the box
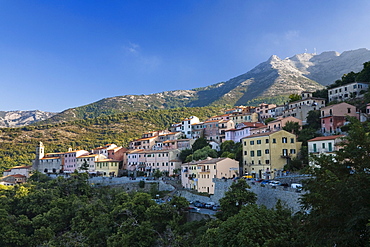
[33,142,44,171]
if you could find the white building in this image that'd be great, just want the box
[328,82,369,102]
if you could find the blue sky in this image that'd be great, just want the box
[1,0,370,112]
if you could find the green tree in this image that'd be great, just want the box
[356,61,370,82]
[264,117,275,124]
[201,203,297,247]
[185,146,217,162]
[191,137,209,151]
[306,110,321,130]
[218,179,256,220]
[300,118,370,246]
[138,180,145,188]
[179,148,192,163]
[288,93,302,102]
[219,140,241,160]
[312,88,328,101]
[152,169,162,179]
[282,121,300,134]
[80,160,89,172]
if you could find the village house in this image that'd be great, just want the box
[196,157,239,194]
[62,149,90,173]
[230,112,259,125]
[152,132,183,150]
[328,82,369,102]
[75,154,103,174]
[181,161,199,190]
[255,103,277,120]
[181,157,239,194]
[181,116,200,138]
[307,135,344,167]
[129,136,158,150]
[125,149,143,171]
[282,92,326,124]
[191,122,205,139]
[127,149,182,176]
[320,102,358,134]
[250,125,269,135]
[242,130,301,179]
[3,165,32,177]
[95,159,120,176]
[268,105,285,118]
[267,116,302,132]
[0,174,27,186]
[224,122,265,143]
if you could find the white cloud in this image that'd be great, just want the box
[124,42,140,54]
[121,41,162,73]
[284,30,300,41]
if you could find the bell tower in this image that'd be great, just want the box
[33,142,44,171]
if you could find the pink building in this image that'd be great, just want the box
[321,102,358,134]
[63,150,90,173]
[267,116,302,132]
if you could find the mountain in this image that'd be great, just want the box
[37,48,370,124]
[0,110,56,128]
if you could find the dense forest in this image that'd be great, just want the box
[0,106,224,174]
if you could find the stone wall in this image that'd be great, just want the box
[178,178,305,213]
[91,179,174,193]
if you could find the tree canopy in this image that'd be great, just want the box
[300,118,370,246]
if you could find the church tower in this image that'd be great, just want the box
[33,142,44,171]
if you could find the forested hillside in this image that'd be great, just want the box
[0,106,224,174]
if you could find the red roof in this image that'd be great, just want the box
[308,135,345,142]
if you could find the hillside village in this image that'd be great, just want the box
[2,81,370,194]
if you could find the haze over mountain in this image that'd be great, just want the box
[4,48,370,127]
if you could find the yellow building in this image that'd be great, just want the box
[242,130,301,179]
[95,159,120,177]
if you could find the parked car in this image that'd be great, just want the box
[205,202,215,209]
[212,205,221,211]
[194,201,205,208]
[187,206,200,212]
[260,180,270,185]
[268,180,280,186]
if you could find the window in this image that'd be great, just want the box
[282,149,288,156]
[244,141,247,146]
[257,150,261,156]
[282,137,287,143]
[313,144,317,152]
[257,140,261,144]
[265,149,269,154]
[250,151,255,157]
[244,151,247,155]
[290,138,294,143]
[266,160,270,164]
[250,141,255,145]
[265,139,269,144]
[290,149,296,154]
[347,108,351,113]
